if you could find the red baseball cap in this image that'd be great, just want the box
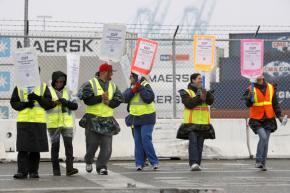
[99,63,115,72]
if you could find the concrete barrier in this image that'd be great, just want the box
[0,118,289,161]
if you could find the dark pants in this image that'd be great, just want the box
[84,129,112,170]
[48,128,74,172]
[17,151,40,175]
[188,132,205,166]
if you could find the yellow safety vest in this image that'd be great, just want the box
[129,81,155,116]
[47,87,74,129]
[17,83,47,123]
[85,78,115,117]
[183,89,210,125]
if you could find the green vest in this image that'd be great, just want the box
[129,81,155,116]
[85,78,115,117]
[183,89,210,125]
[47,87,74,129]
[17,83,47,123]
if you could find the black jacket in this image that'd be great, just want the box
[176,84,215,140]
[243,82,281,133]
[47,71,78,111]
[10,85,51,152]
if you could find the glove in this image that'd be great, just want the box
[131,82,141,94]
[200,89,207,102]
[59,98,68,106]
[28,93,40,102]
[24,101,34,108]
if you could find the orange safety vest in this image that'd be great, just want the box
[249,83,275,120]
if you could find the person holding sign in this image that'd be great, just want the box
[123,72,159,171]
[177,73,215,171]
[46,71,79,176]
[243,75,283,171]
[10,76,52,179]
[78,63,123,175]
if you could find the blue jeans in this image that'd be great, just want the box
[256,128,271,165]
[188,132,205,166]
[133,124,159,167]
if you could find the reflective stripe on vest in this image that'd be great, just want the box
[47,87,74,129]
[85,78,115,117]
[250,83,275,119]
[129,81,155,116]
[17,83,47,123]
[183,89,210,125]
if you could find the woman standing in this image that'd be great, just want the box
[123,73,159,171]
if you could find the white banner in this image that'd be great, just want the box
[66,54,80,95]
[99,24,127,62]
[14,48,40,89]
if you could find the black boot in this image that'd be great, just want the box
[52,160,61,176]
[13,173,28,179]
[66,158,78,176]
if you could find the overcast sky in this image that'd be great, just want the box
[0,0,290,25]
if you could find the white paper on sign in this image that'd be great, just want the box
[243,42,263,70]
[66,54,80,95]
[134,41,157,70]
[195,38,213,65]
[14,48,40,89]
[100,24,127,62]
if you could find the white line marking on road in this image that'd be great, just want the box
[65,163,155,188]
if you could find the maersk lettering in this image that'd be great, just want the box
[154,95,181,104]
[149,74,189,83]
[17,39,93,53]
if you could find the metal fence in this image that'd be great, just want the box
[0,30,290,120]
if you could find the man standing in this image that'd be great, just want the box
[10,82,52,179]
[177,73,215,171]
[46,71,79,176]
[243,75,283,171]
[78,63,123,175]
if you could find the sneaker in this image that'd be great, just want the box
[29,173,39,179]
[190,164,201,171]
[98,168,108,175]
[86,164,93,173]
[136,166,143,171]
[153,164,159,170]
[255,162,263,169]
[13,173,28,179]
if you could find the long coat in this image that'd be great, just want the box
[10,85,54,152]
[243,82,281,134]
[176,84,215,140]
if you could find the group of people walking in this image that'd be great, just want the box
[10,62,284,179]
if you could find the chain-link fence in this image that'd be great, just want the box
[1,27,290,119]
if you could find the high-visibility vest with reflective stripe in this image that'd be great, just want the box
[129,81,155,116]
[85,78,115,117]
[250,83,275,119]
[47,87,74,129]
[17,83,47,123]
[183,89,210,124]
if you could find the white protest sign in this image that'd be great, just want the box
[66,54,80,95]
[131,38,158,75]
[14,48,40,89]
[100,24,127,62]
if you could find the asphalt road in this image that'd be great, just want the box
[0,159,290,193]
